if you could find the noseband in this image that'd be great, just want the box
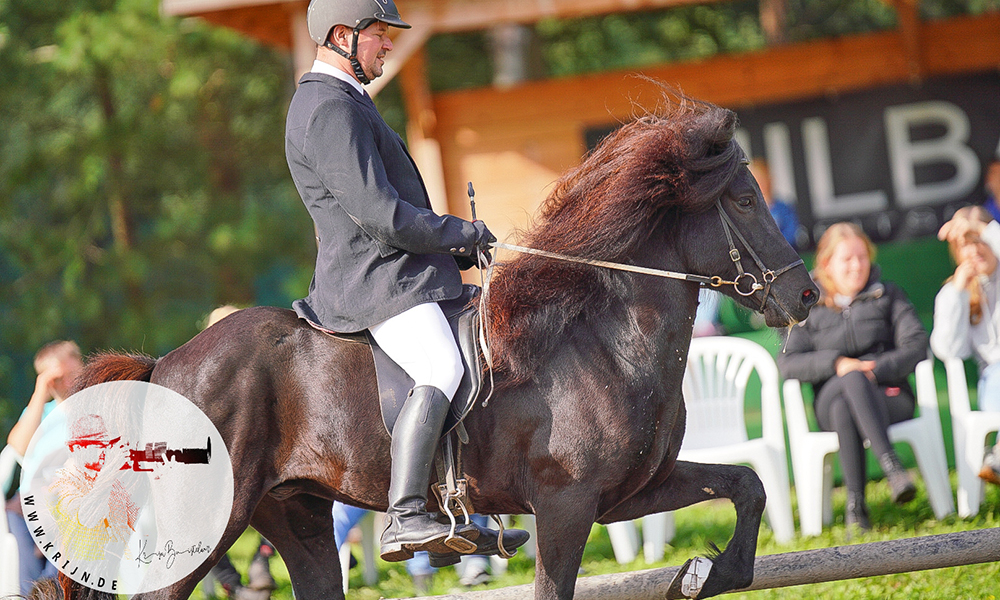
[712,199,804,310]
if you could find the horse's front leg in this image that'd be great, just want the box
[532,491,600,600]
[599,460,765,598]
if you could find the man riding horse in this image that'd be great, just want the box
[285,0,528,563]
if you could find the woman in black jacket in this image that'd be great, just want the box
[778,222,929,530]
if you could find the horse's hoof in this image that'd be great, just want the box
[666,556,713,599]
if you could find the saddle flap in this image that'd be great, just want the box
[372,285,484,437]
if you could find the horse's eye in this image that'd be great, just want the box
[736,195,754,208]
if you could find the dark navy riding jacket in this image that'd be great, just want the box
[285,72,479,332]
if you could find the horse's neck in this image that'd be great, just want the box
[594,240,701,381]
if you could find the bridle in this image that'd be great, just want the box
[489,199,803,311]
[714,198,804,309]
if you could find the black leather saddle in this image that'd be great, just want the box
[299,284,484,437]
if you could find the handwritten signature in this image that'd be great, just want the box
[136,538,211,569]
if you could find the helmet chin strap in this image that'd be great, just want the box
[325,25,371,85]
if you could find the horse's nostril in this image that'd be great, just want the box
[802,287,819,308]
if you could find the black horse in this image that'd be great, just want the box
[67,92,816,600]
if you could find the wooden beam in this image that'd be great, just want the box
[419,529,1000,600]
[398,0,714,33]
[893,0,923,80]
[162,0,724,47]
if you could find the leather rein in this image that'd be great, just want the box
[488,199,803,311]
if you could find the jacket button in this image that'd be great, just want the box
[450,247,457,252]
[459,247,466,253]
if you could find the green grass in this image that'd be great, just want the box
[213,473,1000,600]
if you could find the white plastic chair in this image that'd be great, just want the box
[607,336,794,563]
[0,445,21,598]
[677,336,795,543]
[783,358,955,536]
[605,512,675,565]
[943,357,1000,517]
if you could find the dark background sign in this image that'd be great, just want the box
[588,71,1000,250]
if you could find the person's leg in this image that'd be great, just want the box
[333,502,369,550]
[458,515,492,587]
[977,363,1000,484]
[370,303,476,561]
[977,362,1000,413]
[369,302,464,400]
[406,552,436,595]
[8,509,48,596]
[209,554,244,593]
[833,371,916,504]
[816,385,870,530]
[247,536,277,591]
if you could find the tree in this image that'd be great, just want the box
[0,0,312,428]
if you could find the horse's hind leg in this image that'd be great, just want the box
[251,493,343,600]
[598,461,765,598]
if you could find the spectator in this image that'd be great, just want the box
[6,340,83,595]
[980,160,1000,222]
[692,289,724,338]
[931,206,1000,485]
[750,159,800,249]
[777,223,927,531]
[332,502,495,594]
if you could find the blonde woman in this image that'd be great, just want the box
[778,223,928,530]
[932,206,1000,484]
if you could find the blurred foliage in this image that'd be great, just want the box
[922,0,1000,18]
[425,0,993,91]
[0,0,312,427]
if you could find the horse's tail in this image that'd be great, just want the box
[73,351,158,391]
[21,573,105,600]
[42,353,158,600]
[52,571,116,600]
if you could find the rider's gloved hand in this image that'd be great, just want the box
[472,220,496,266]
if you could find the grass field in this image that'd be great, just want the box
[215,472,1000,600]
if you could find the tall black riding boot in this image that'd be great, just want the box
[379,385,478,562]
[879,452,916,504]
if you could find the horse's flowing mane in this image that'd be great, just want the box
[487,87,743,383]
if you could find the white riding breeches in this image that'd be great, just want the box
[368,302,464,400]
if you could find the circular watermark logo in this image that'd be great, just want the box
[20,381,234,595]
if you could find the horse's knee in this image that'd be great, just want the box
[730,465,766,515]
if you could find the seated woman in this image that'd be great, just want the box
[777,222,928,531]
[931,205,1000,485]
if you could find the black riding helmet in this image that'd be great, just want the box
[307,0,410,84]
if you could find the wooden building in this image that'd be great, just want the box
[160,0,1000,244]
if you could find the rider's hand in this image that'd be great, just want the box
[472,220,496,266]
